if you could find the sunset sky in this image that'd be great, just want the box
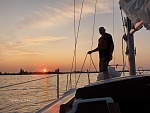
[0,0,150,73]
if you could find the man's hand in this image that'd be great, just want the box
[87,51,92,54]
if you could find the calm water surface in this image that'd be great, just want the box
[0,74,97,113]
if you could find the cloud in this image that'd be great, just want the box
[18,4,73,29]
[1,36,67,55]
[18,0,112,30]
[6,36,67,48]
[4,50,43,56]
[77,0,112,14]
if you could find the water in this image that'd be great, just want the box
[0,73,97,113]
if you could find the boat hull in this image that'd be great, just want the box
[75,75,150,113]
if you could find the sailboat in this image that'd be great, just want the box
[36,0,150,113]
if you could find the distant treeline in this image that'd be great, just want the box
[4,67,149,75]
[0,68,100,75]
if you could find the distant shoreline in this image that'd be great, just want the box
[1,69,150,75]
[0,70,130,75]
[0,71,99,75]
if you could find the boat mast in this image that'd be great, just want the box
[126,17,136,75]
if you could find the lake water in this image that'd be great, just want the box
[0,73,97,113]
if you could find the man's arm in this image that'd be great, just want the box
[88,38,100,54]
[87,47,99,54]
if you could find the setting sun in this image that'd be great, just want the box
[43,69,47,72]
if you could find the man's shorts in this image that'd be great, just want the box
[99,55,109,72]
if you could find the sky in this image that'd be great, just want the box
[0,0,150,73]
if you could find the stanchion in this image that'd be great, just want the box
[57,68,59,98]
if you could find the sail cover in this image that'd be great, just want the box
[119,0,150,30]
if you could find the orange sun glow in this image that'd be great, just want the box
[43,69,47,72]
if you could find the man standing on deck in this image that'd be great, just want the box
[87,27,114,79]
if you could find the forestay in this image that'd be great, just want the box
[119,0,150,30]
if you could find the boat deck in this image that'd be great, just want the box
[37,75,150,113]
[75,75,150,113]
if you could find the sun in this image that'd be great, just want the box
[43,68,47,72]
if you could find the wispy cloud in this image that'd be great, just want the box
[1,36,67,55]
[15,36,67,48]
[78,0,112,14]
[3,50,43,56]
[18,0,112,30]
[18,4,73,29]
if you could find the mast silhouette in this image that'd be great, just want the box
[126,17,136,75]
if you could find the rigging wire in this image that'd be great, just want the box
[69,0,85,89]
[90,55,98,72]
[89,0,98,73]
[75,0,98,87]
[113,0,116,66]
[75,54,98,88]
[75,54,88,88]
[69,0,77,89]
[74,0,77,87]
[91,0,97,51]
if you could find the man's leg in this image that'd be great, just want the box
[103,71,109,79]
[100,56,109,80]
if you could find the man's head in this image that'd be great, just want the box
[99,27,106,35]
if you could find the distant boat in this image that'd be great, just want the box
[36,0,150,113]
